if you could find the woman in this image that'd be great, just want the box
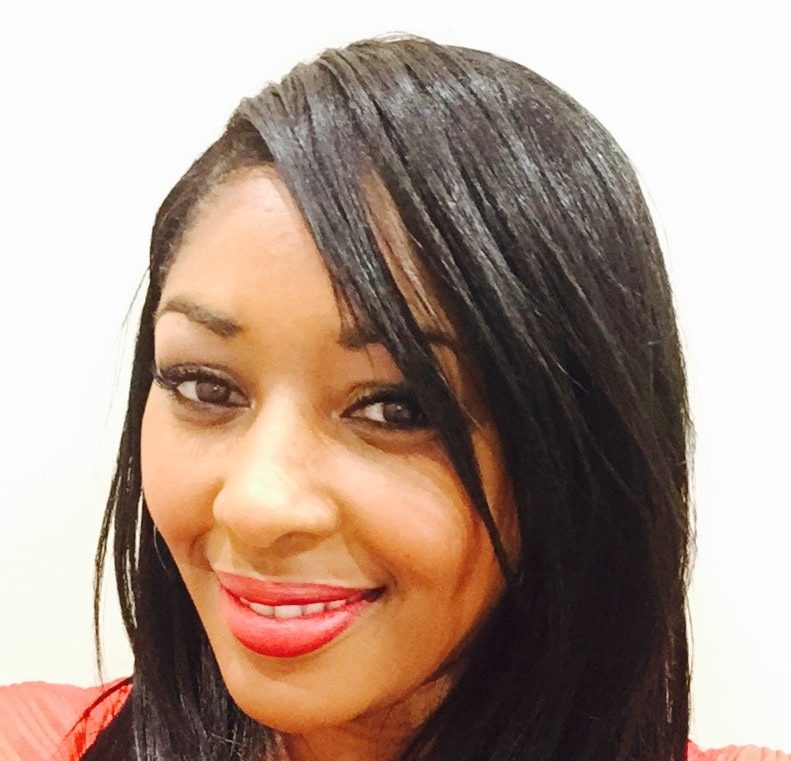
[1,35,787,761]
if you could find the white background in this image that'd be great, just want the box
[0,1,788,752]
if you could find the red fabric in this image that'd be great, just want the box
[687,743,791,761]
[0,679,131,760]
[0,680,788,760]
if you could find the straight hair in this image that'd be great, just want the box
[80,34,693,761]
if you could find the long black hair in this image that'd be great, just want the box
[79,34,693,761]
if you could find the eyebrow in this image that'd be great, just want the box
[338,321,459,355]
[154,297,459,354]
[154,297,244,338]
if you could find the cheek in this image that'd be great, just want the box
[330,449,493,594]
[140,393,216,545]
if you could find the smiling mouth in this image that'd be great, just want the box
[215,571,385,658]
[236,590,373,619]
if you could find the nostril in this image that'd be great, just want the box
[212,482,340,552]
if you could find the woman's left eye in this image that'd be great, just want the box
[345,387,430,431]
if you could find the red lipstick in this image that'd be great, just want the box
[216,571,382,658]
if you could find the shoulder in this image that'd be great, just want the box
[689,740,791,761]
[0,678,131,761]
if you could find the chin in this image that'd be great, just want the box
[213,646,381,733]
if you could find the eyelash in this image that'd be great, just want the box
[151,364,431,432]
[152,364,247,411]
[345,386,430,431]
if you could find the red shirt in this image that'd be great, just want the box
[0,680,788,760]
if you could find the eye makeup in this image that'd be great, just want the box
[151,361,432,435]
[344,383,430,431]
[152,363,248,409]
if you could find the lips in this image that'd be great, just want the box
[215,571,383,658]
[216,571,374,605]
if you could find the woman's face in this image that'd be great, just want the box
[140,168,512,741]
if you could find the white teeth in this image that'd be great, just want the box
[241,598,354,618]
[248,602,274,616]
[274,604,304,619]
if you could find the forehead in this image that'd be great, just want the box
[159,167,455,342]
[165,167,323,289]
[158,168,341,352]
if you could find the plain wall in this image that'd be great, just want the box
[0,0,788,751]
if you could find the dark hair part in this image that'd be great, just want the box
[82,34,693,761]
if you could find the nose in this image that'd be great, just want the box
[211,390,339,554]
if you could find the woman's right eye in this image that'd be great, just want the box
[152,364,248,409]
